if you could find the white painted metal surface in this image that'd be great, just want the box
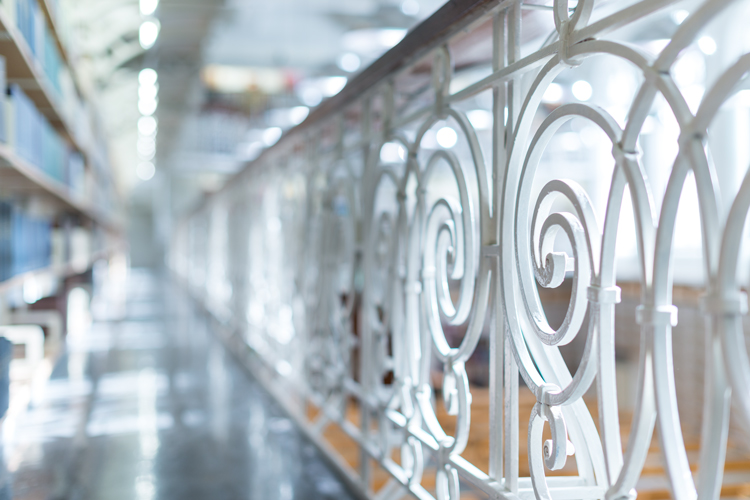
[171,1,750,498]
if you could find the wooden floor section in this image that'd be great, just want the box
[309,388,750,499]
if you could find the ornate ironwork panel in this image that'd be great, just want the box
[171,1,750,498]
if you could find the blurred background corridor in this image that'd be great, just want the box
[0,0,445,497]
[9,270,356,500]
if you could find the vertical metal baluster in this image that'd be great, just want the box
[348,104,372,493]
[504,1,522,494]
[489,5,506,485]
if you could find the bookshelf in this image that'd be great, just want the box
[0,0,123,299]
[0,142,117,229]
[35,0,69,70]
[0,245,116,294]
[0,7,77,149]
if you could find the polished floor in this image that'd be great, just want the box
[6,270,356,500]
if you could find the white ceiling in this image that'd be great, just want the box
[156,0,444,211]
[75,0,445,209]
[202,0,441,68]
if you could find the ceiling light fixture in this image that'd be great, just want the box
[238,142,264,162]
[140,0,159,16]
[137,137,156,156]
[572,80,593,101]
[436,127,458,148]
[139,20,160,49]
[138,97,157,116]
[671,9,689,24]
[290,106,309,125]
[262,127,283,146]
[342,28,407,56]
[138,116,157,136]
[298,87,322,107]
[337,53,361,73]
[380,142,406,163]
[139,68,158,86]
[322,76,347,96]
[139,85,158,100]
[378,29,407,48]
[542,82,563,103]
[136,162,156,181]
[401,0,419,16]
[698,36,717,55]
[466,109,493,130]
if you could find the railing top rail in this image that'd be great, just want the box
[185,0,504,217]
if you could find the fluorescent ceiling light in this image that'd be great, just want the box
[378,29,407,48]
[137,162,155,181]
[698,36,716,55]
[137,137,156,156]
[140,20,160,49]
[735,89,750,107]
[671,9,689,24]
[139,98,157,116]
[337,53,361,73]
[290,106,309,125]
[266,106,310,127]
[466,109,493,130]
[138,116,157,136]
[343,28,407,56]
[380,142,406,163]
[322,76,347,96]
[298,87,322,107]
[401,0,419,16]
[436,127,458,148]
[296,77,346,106]
[572,80,593,101]
[262,127,282,146]
[139,68,158,86]
[672,50,705,87]
[202,65,289,94]
[140,0,158,16]
[138,148,155,161]
[139,85,158,100]
[237,142,264,162]
[542,82,563,103]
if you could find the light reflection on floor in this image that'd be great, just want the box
[6,269,356,500]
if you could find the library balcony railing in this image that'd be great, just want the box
[171,0,750,498]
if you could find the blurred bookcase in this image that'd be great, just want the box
[0,0,122,302]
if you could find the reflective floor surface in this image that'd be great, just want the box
[6,269,357,500]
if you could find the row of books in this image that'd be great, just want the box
[8,83,85,196]
[14,0,63,97]
[42,19,62,96]
[2,0,99,163]
[15,0,40,56]
[0,201,52,280]
[0,1,116,222]
[0,200,96,283]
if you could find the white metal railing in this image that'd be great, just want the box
[171,0,750,498]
